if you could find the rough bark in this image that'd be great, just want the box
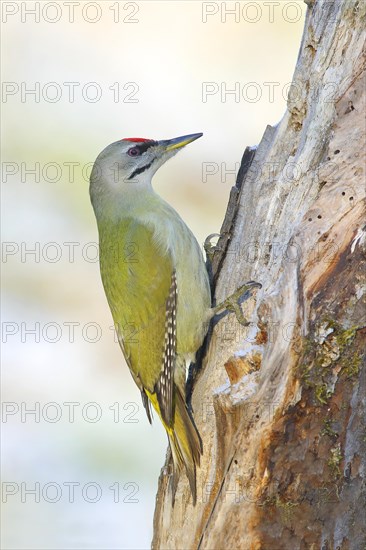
[153,1,366,548]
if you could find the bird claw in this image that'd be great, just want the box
[213,280,262,326]
[204,233,222,263]
[224,300,249,326]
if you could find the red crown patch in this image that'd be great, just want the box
[122,137,152,142]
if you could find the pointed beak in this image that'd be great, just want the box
[158,133,203,152]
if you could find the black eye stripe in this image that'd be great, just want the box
[135,141,157,154]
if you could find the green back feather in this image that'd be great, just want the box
[99,217,173,392]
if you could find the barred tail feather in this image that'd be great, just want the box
[168,388,202,505]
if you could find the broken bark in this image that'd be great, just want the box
[153,1,366,548]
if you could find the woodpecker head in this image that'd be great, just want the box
[90,133,202,213]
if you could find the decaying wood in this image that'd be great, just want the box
[207,146,257,287]
[153,1,366,548]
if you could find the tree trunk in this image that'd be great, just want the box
[152,1,366,548]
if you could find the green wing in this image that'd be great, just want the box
[99,217,175,406]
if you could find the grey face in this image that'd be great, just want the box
[90,133,203,195]
[90,139,163,186]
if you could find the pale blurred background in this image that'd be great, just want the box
[1,1,305,548]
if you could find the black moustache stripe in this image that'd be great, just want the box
[128,159,154,180]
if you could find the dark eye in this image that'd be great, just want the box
[127,147,140,157]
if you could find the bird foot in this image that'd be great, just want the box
[213,281,262,325]
[204,233,221,264]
